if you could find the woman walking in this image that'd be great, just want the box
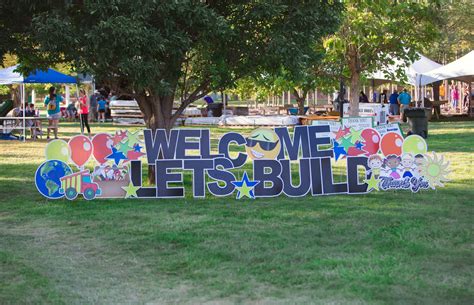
[44,86,63,139]
[78,89,91,136]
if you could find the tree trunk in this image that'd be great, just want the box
[293,89,307,115]
[349,71,360,116]
[10,85,21,107]
[136,93,177,184]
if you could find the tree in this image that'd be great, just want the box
[324,0,440,115]
[17,0,343,131]
[425,0,474,63]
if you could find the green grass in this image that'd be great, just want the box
[0,121,473,304]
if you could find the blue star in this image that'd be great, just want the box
[106,147,128,165]
[231,172,260,199]
[355,141,364,150]
[333,140,347,161]
[134,143,143,152]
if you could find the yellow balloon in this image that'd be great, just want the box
[402,135,427,155]
[45,139,71,163]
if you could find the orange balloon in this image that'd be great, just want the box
[69,135,93,167]
[380,132,403,156]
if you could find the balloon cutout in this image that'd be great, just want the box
[45,139,70,163]
[69,135,93,168]
[92,133,113,164]
[402,135,427,155]
[380,132,403,156]
[361,128,381,156]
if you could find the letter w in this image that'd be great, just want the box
[143,129,179,163]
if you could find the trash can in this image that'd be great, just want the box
[404,108,428,138]
[207,103,223,117]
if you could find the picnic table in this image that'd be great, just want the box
[300,114,340,125]
[0,116,56,139]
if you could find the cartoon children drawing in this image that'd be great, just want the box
[368,154,383,178]
[413,154,425,178]
[401,153,414,178]
[384,154,402,179]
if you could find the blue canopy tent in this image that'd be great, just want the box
[0,64,77,84]
[0,65,77,140]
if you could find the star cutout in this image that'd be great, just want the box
[364,174,380,191]
[350,128,364,142]
[343,127,351,134]
[340,135,355,151]
[106,147,128,165]
[122,182,140,198]
[111,133,123,146]
[333,141,347,161]
[133,143,143,152]
[126,150,145,161]
[117,139,132,154]
[335,127,347,140]
[355,141,364,150]
[231,172,260,199]
[347,146,365,156]
[126,131,141,146]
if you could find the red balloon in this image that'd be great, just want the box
[69,135,93,167]
[380,132,404,156]
[361,128,381,156]
[92,133,113,164]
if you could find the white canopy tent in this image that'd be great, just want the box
[421,51,474,84]
[367,53,442,101]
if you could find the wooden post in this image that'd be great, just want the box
[314,88,318,106]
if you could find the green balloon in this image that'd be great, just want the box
[402,135,427,155]
[45,139,71,163]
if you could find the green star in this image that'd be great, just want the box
[340,135,354,151]
[122,182,140,198]
[350,128,364,142]
[235,181,254,199]
[127,131,141,146]
[231,172,259,199]
[364,174,380,191]
[117,140,132,154]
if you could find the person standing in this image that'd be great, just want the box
[389,90,399,115]
[379,89,388,104]
[398,88,411,113]
[89,90,99,122]
[451,83,459,112]
[78,89,91,136]
[463,85,470,111]
[44,86,63,139]
[359,91,369,103]
[97,96,107,123]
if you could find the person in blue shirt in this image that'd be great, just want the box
[398,88,411,113]
[44,86,64,139]
[97,96,107,123]
[389,90,399,115]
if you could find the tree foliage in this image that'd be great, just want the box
[8,0,343,130]
[324,0,440,115]
[425,0,474,63]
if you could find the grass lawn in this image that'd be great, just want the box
[0,121,473,304]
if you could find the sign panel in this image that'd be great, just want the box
[35,125,449,200]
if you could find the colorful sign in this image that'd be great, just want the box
[35,124,450,200]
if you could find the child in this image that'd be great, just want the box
[384,155,402,179]
[97,96,107,123]
[401,154,414,178]
[367,154,383,178]
[66,102,77,121]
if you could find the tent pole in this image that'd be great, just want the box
[22,84,26,142]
